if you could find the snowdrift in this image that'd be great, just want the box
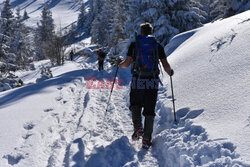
[164,10,250,164]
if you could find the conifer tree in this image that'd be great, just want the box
[38,4,55,42]
[0,0,17,73]
[124,0,204,45]
[209,0,250,21]
[13,7,32,69]
[36,4,64,65]
[77,2,86,31]
[230,0,250,15]
[210,0,232,20]
[109,0,128,47]
[0,0,14,38]
[90,0,110,46]
[23,10,29,20]
[36,4,55,60]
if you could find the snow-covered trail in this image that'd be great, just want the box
[61,57,162,167]
[0,56,157,166]
[1,54,248,166]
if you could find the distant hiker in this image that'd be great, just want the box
[96,48,106,71]
[117,22,174,149]
[70,50,74,61]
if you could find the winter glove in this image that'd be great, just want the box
[170,69,174,76]
[116,58,123,66]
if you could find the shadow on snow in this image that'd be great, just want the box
[165,30,196,57]
[68,136,135,167]
[0,66,126,107]
[151,107,245,166]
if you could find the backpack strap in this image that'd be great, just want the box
[151,37,159,80]
[152,37,158,72]
[135,33,142,69]
[135,34,142,78]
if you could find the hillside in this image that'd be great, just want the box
[0,0,83,28]
[165,10,250,163]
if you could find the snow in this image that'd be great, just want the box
[165,10,250,164]
[0,0,84,29]
[0,1,250,166]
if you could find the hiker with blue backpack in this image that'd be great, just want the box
[117,22,174,149]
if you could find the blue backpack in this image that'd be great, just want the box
[131,35,159,77]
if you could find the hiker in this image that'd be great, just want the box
[70,50,74,61]
[96,48,106,71]
[117,22,174,149]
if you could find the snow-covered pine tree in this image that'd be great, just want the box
[91,15,108,46]
[91,0,111,47]
[76,2,86,31]
[51,28,65,65]
[36,3,55,60]
[0,0,17,73]
[37,4,55,42]
[108,0,128,47]
[189,0,207,23]
[170,0,203,33]
[231,0,250,15]
[0,30,11,74]
[195,0,213,23]
[0,0,14,37]
[36,4,64,65]
[65,23,77,46]
[23,9,29,20]
[0,1,24,90]
[90,0,104,23]
[12,7,33,69]
[124,0,145,37]
[210,0,232,20]
[141,0,179,45]
[210,0,250,21]
[124,0,204,45]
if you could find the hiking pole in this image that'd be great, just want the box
[105,65,119,112]
[170,75,177,122]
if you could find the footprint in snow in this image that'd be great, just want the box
[70,87,75,93]
[246,116,250,127]
[56,97,62,101]
[83,92,90,108]
[3,154,24,165]
[51,113,59,117]
[22,133,33,140]
[23,122,35,130]
[44,108,53,112]
[154,107,244,166]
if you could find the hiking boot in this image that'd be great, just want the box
[142,139,152,149]
[132,127,144,141]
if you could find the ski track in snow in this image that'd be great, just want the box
[2,57,249,166]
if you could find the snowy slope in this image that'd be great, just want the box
[0,0,84,28]
[165,10,250,164]
[0,7,250,167]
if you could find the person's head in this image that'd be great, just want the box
[140,22,153,36]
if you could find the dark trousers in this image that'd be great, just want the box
[129,77,159,140]
[98,60,104,71]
